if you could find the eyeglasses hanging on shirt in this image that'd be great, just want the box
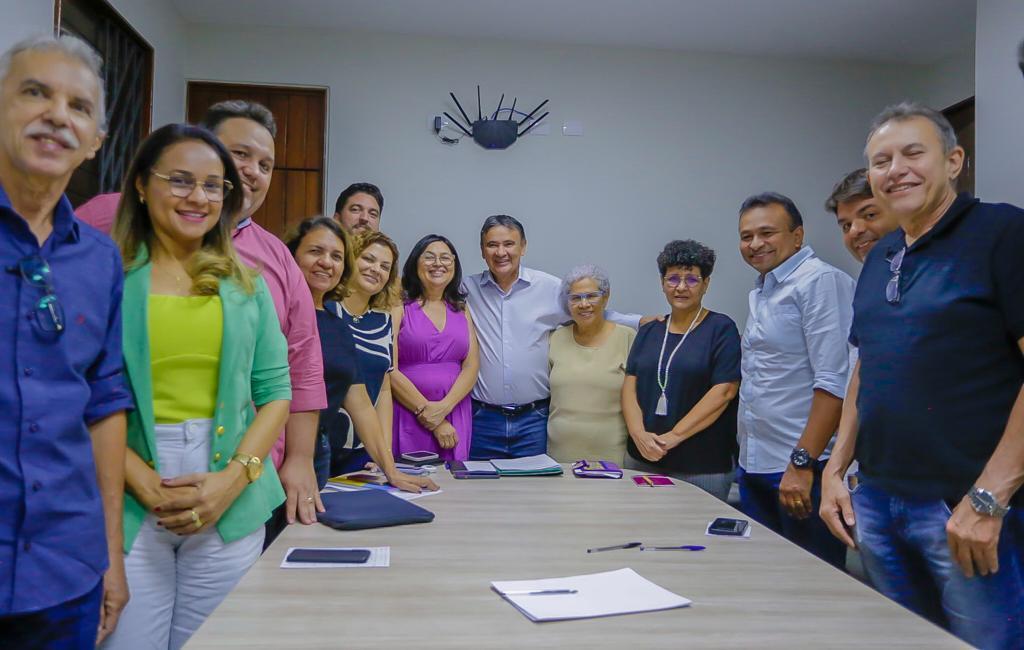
[9,255,65,334]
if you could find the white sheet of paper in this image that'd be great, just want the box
[489,454,560,472]
[462,461,498,473]
[491,568,690,622]
[280,546,390,569]
[320,483,443,501]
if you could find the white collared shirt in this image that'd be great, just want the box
[738,247,855,473]
[464,266,640,405]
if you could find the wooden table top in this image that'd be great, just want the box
[187,468,965,649]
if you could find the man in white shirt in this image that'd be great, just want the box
[736,192,854,569]
[464,215,641,459]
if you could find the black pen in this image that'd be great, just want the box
[586,542,642,553]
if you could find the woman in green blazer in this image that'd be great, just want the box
[101,124,291,650]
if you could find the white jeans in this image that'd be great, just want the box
[102,419,264,650]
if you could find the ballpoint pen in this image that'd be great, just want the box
[640,545,706,551]
[499,589,578,596]
[586,542,643,553]
[643,475,654,486]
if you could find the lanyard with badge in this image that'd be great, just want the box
[655,308,704,416]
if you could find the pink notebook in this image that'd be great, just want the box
[632,474,675,487]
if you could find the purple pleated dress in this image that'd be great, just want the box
[392,301,472,460]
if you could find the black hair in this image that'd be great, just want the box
[479,214,525,244]
[200,99,277,137]
[402,234,467,312]
[334,182,384,215]
[656,239,716,278]
[824,168,873,215]
[739,192,803,230]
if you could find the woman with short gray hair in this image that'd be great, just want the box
[546,265,636,463]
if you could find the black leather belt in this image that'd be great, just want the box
[473,398,550,417]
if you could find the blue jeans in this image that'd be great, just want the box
[737,462,847,570]
[468,401,548,460]
[851,479,1024,649]
[0,579,102,649]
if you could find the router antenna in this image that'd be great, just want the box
[449,92,473,127]
[477,85,482,121]
[443,111,473,137]
[517,99,549,126]
[518,111,549,137]
[509,97,517,119]
[495,93,504,120]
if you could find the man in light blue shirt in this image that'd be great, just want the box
[465,215,641,459]
[736,192,854,569]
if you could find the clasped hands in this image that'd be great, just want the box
[146,465,248,535]
[631,430,682,462]
[415,400,457,450]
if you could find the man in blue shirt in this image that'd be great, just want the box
[736,192,855,569]
[0,35,133,648]
[820,102,1024,648]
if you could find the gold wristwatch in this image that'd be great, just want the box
[231,453,263,483]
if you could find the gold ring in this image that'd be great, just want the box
[305,496,314,503]
[190,509,203,528]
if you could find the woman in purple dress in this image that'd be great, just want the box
[391,235,479,460]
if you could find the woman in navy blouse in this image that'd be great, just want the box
[621,240,742,502]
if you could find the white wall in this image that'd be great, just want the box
[889,41,975,110]
[0,1,51,50]
[184,26,932,322]
[975,0,1024,206]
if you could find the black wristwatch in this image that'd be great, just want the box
[789,447,813,469]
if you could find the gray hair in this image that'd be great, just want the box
[479,214,525,245]
[866,101,957,153]
[0,33,106,132]
[200,99,278,137]
[560,264,610,311]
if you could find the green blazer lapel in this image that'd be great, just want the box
[213,277,241,410]
[122,259,158,463]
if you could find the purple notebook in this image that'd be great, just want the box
[572,460,624,479]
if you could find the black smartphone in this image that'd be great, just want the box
[708,517,749,536]
[286,548,371,564]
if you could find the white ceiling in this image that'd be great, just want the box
[169,0,976,65]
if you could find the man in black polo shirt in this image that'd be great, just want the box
[820,102,1024,648]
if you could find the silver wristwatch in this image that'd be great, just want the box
[968,487,1010,518]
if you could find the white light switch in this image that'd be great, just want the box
[562,120,584,136]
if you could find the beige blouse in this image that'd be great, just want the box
[547,323,636,463]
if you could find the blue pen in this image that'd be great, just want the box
[640,544,706,551]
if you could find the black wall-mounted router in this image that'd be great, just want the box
[443,86,549,150]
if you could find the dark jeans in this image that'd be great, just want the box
[468,401,548,460]
[736,461,847,570]
[0,579,102,650]
[851,479,1024,649]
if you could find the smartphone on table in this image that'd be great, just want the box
[707,517,749,536]
[286,548,371,564]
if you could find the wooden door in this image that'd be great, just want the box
[943,97,975,196]
[186,82,326,239]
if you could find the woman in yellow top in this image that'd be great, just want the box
[547,264,636,463]
[102,124,290,650]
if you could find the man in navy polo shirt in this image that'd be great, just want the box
[820,102,1024,648]
[0,35,134,648]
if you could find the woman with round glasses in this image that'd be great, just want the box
[390,235,479,460]
[621,240,741,501]
[546,264,636,463]
[105,124,290,649]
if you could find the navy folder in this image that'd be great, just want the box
[317,489,435,530]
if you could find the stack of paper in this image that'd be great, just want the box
[490,454,563,476]
[491,568,691,622]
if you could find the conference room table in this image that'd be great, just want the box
[188,467,966,649]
